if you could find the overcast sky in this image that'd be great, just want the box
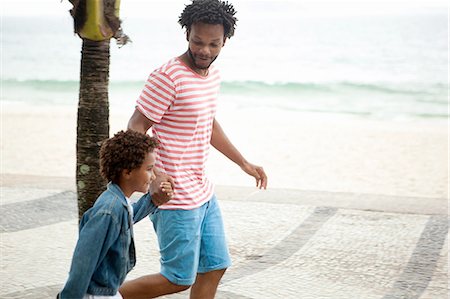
[1,0,447,17]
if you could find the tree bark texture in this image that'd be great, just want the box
[76,39,110,219]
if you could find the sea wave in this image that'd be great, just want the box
[3,79,79,91]
[3,78,447,120]
[221,80,446,100]
[3,78,446,99]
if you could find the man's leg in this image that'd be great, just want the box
[191,196,232,299]
[122,207,203,298]
[190,269,226,299]
[120,273,190,299]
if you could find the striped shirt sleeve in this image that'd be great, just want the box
[136,70,176,124]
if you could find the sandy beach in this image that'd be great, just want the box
[1,103,447,200]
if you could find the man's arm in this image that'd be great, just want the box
[128,108,174,204]
[128,108,155,134]
[210,118,267,189]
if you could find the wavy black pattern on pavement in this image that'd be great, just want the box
[0,191,77,233]
[382,215,449,299]
[222,206,338,283]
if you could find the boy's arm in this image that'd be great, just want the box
[132,182,173,223]
[132,193,156,223]
[210,118,268,189]
[59,213,120,299]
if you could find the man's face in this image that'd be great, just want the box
[187,22,226,70]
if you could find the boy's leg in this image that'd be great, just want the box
[190,195,231,299]
[119,273,189,299]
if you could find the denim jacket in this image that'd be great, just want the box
[59,183,156,299]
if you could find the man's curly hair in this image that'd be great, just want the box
[178,0,238,39]
[100,130,158,183]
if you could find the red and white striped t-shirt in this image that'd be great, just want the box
[136,57,220,210]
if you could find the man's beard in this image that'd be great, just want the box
[188,48,218,70]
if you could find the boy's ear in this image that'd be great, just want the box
[186,30,190,42]
[121,169,132,179]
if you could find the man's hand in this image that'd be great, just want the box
[241,161,267,189]
[210,119,268,190]
[150,171,175,206]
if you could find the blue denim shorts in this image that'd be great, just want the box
[149,195,231,286]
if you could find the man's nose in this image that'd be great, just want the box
[198,46,210,56]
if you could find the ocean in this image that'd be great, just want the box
[2,5,448,121]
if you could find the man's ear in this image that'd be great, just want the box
[186,30,190,42]
[222,37,227,47]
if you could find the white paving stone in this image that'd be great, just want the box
[1,220,77,294]
[220,209,432,299]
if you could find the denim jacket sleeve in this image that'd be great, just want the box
[132,193,156,223]
[59,212,120,299]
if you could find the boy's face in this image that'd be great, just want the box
[129,152,156,194]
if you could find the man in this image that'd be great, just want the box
[120,1,267,298]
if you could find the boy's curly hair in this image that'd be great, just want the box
[178,0,238,38]
[100,130,158,183]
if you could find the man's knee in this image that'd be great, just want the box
[196,268,227,282]
[213,268,227,280]
[219,268,227,274]
[169,281,191,293]
[210,268,227,277]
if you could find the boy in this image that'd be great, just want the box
[58,130,173,299]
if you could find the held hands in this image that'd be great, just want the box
[241,161,267,189]
[150,171,175,206]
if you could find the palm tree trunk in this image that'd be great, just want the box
[76,38,110,219]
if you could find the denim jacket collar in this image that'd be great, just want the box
[107,182,129,208]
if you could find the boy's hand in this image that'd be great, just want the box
[150,172,175,206]
[159,182,173,199]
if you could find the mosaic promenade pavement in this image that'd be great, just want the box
[1,175,448,299]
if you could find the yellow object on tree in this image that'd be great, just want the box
[79,0,119,40]
[68,0,128,44]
